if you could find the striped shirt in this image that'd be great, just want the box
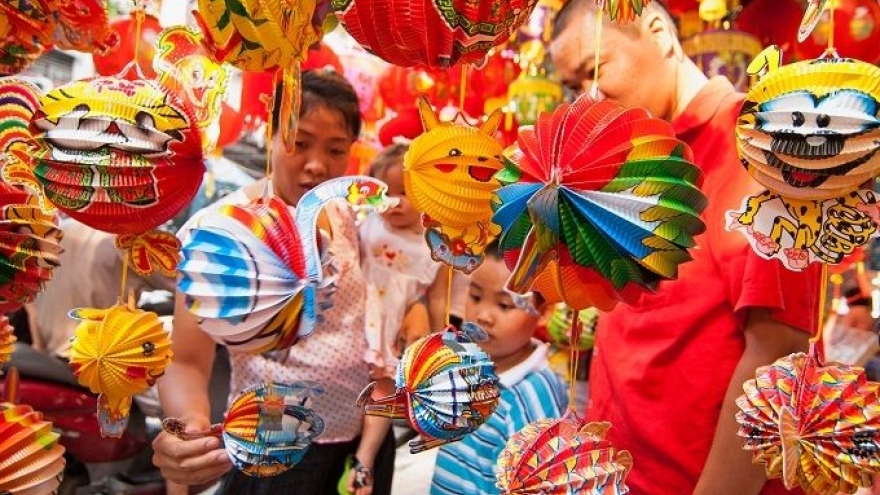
[430,342,568,495]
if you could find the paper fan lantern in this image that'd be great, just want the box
[179,176,394,352]
[0,317,13,366]
[358,327,500,453]
[0,0,54,76]
[0,400,66,495]
[0,79,43,205]
[0,184,62,314]
[68,303,173,438]
[546,304,598,351]
[162,381,325,477]
[496,412,632,495]
[603,0,652,23]
[403,97,505,273]
[736,54,880,201]
[53,0,120,55]
[492,94,706,311]
[330,0,539,69]
[736,346,880,495]
[29,76,205,234]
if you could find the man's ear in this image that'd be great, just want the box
[642,10,678,59]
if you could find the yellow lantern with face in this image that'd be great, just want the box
[737,56,880,201]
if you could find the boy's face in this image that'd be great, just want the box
[380,165,421,230]
[466,257,539,363]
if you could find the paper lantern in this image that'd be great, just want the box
[54,0,120,55]
[92,12,162,80]
[0,0,54,76]
[546,304,597,351]
[492,94,706,311]
[30,76,205,235]
[496,412,632,495]
[604,0,652,23]
[0,401,66,495]
[0,317,13,365]
[736,55,880,201]
[179,177,394,352]
[736,345,880,495]
[302,42,344,74]
[0,185,63,314]
[216,103,244,150]
[68,303,172,438]
[238,71,275,133]
[795,0,880,64]
[331,0,539,69]
[358,327,500,453]
[682,29,764,92]
[0,80,41,195]
[508,72,564,126]
[403,97,504,273]
[163,382,325,477]
[154,26,229,154]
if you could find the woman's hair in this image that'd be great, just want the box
[271,70,362,139]
[368,143,409,179]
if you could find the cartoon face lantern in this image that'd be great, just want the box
[737,56,880,201]
[30,77,205,234]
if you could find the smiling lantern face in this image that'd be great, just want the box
[737,58,880,200]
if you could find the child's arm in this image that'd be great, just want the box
[348,379,395,495]
[400,298,431,349]
[426,266,451,330]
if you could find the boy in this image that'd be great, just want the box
[430,243,569,495]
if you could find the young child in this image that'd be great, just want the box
[429,243,569,495]
[360,143,442,378]
[153,71,392,495]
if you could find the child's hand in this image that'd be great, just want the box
[346,457,374,495]
[152,417,232,485]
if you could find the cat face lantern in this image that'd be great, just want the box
[737,56,880,201]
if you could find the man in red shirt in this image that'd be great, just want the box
[549,2,820,495]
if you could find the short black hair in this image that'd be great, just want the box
[271,70,362,139]
[368,143,408,179]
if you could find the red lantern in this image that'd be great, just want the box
[735,0,804,55]
[302,42,344,74]
[93,13,162,79]
[377,107,422,147]
[378,65,451,113]
[332,0,539,68]
[216,103,244,150]
[794,0,880,63]
[238,71,275,133]
[0,0,54,76]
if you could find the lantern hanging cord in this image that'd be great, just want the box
[445,265,453,328]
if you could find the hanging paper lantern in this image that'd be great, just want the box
[736,346,880,495]
[0,401,66,495]
[179,177,394,353]
[68,303,173,438]
[0,80,42,197]
[238,71,275,133]
[378,107,423,147]
[92,12,162,80]
[603,0,653,23]
[0,317,13,365]
[508,72,564,126]
[154,26,229,154]
[163,382,325,477]
[795,0,880,64]
[403,97,504,273]
[496,412,632,495]
[736,0,803,54]
[0,184,63,314]
[377,65,453,114]
[0,0,55,76]
[492,94,706,311]
[331,0,539,69]
[682,29,764,92]
[216,102,244,150]
[54,0,121,55]
[337,47,387,129]
[736,55,880,201]
[358,327,500,453]
[29,76,205,235]
[546,304,598,351]
[302,42,344,74]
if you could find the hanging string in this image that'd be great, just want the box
[444,265,453,328]
[590,7,604,99]
[827,0,836,55]
[459,65,468,113]
[567,314,581,410]
[120,251,130,303]
[809,263,830,347]
[121,1,148,80]
[262,69,281,200]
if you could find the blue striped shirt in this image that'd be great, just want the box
[430,348,568,495]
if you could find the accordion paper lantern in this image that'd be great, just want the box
[0,79,42,196]
[492,94,706,311]
[69,303,173,437]
[358,327,500,453]
[403,97,504,273]
[736,347,880,495]
[30,76,205,234]
[0,401,66,495]
[330,0,539,69]
[53,0,120,55]
[496,412,632,495]
[736,56,880,201]
[163,382,325,477]
[0,0,54,76]
[0,184,62,314]
[179,177,394,352]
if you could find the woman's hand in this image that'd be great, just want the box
[152,417,232,486]
[346,457,374,495]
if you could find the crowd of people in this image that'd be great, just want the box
[19,1,879,495]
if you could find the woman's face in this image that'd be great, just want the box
[271,104,355,205]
